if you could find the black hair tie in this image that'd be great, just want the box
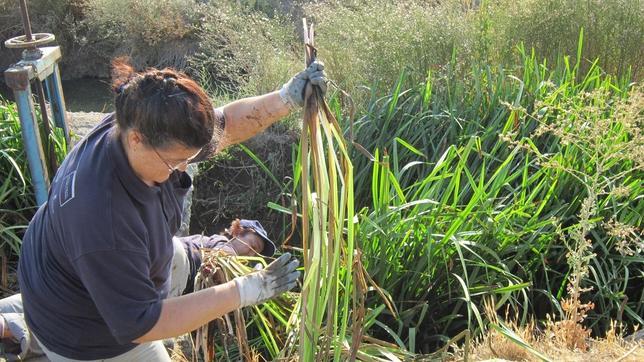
[117,83,128,94]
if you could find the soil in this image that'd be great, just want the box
[189,125,300,242]
[67,111,108,141]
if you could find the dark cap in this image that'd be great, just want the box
[239,219,277,257]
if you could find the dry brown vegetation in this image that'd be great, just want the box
[449,301,644,362]
[464,324,643,362]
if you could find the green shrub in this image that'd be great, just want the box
[0,0,202,76]
[483,0,644,78]
[187,1,300,98]
[0,0,91,75]
[84,0,204,70]
[295,0,642,110]
[302,0,475,107]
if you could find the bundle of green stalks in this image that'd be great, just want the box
[281,20,361,361]
[193,251,295,361]
[191,252,424,361]
[190,21,448,361]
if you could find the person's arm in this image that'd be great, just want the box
[216,91,291,152]
[133,281,239,343]
[215,61,327,152]
[134,253,299,343]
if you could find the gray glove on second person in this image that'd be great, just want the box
[234,252,300,307]
[279,60,327,108]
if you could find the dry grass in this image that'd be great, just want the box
[452,301,644,362]
[467,336,643,362]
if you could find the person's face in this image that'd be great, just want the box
[151,145,201,174]
[124,130,201,186]
[228,229,265,256]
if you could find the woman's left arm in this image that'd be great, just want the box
[215,61,326,152]
[216,91,291,151]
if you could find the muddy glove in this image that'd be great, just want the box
[279,60,327,108]
[233,252,300,307]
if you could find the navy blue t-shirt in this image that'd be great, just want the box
[17,114,196,359]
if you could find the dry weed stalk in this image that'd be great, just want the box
[474,299,540,361]
[463,300,644,362]
[544,298,593,351]
[501,86,644,350]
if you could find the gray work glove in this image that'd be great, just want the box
[279,60,328,108]
[233,253,300,307]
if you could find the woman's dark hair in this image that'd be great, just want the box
[111,57,219,149]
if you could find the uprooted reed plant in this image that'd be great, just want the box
[193,251,296,360]
[281,20,364,360]
[279,22,452,361]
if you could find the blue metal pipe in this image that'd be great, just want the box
[44,64,70,146]
[5,46,67,206]
[13,88,50,206]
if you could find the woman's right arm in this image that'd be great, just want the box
[133,253,299,343]
[133,281,239,343]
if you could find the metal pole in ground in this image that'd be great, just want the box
[3,0,70,205]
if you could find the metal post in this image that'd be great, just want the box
[44,63,70,144]
[9,76,50,206]
[18,0,33,41]
[4,0,66,206]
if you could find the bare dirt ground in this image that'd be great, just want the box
[66,111,107,140]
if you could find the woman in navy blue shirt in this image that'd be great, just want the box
[0,57,325,361]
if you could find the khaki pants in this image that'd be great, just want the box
[0,237,191,361]
[35,336,170,362]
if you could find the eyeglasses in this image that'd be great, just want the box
[152,146,201,173]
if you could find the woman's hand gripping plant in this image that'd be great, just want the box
[234,253,300,307]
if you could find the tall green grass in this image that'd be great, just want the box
[346,43,642,351]
[0,101,32,257]
[235,36,641,355]
[0,99,69,258]
[191,17,641,354]
[482,0,644,78]
[302,0,642,111]
[187,1,300,98]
